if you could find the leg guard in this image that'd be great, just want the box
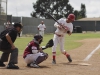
[35,53,48,64]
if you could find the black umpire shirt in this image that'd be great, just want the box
[0,27,18,43]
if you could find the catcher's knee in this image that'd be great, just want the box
[43,53,48,60]
[35,53,48,64]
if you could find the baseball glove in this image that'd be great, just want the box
[42,39,54,50]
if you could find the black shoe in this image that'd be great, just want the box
[27,64,30,67]
[0,62,6,67]
[7,63,19,69]
[67,55,72,62]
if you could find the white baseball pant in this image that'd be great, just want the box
[39,30,44,36]
[52,34,65,53]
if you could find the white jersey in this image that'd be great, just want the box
[38,24,46,31]
[54,18,73,36]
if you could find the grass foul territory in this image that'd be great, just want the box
[14,33,100,55]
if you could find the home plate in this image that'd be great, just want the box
[78,63,91,66]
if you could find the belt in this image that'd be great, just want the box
[55,33,63,37]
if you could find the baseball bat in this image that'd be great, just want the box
[40,5,63,26]
[41,7,60,25]
[46,13,61,25]
[46,13,70,33]
[41,8,70,33]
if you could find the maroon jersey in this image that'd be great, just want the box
[23,40,39,58]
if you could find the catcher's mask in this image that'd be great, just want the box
[34,34,43,44]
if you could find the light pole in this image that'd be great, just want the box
[0,0,1,15]
[5,0,8,23]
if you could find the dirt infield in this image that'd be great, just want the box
[0,38,100,75]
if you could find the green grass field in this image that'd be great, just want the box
[14,33,100,55]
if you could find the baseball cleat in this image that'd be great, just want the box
[67,55,72,62]
[30,63,40,68]
[52,60,56,64]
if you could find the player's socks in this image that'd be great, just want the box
[52,52,56,64]
[64,52,72,62]
[52,52,56,60]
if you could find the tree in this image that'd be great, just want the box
[31,0,74,19]
[73,3,87,20]
[79,3,86,18]
[73,10,82,20]
[65,4,74,18]
[73,10,79,20]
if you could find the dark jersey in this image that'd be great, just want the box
[23,40,39,58]
[0,27,18,43]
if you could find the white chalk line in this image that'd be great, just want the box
[84,44,100,61]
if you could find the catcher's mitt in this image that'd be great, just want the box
[46,39,54,48]
[42,39,54,50]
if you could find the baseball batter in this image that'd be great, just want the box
[23,34,48,68]
[52,14,75,64]
[37,21,46,36]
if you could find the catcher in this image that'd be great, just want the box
[23,34,53,68]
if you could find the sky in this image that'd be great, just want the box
[7,0,100,18]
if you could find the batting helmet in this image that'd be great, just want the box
[67,14,75,21]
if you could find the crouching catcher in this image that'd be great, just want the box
[23,34,48,68]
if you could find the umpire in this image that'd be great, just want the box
[0,23,22,69]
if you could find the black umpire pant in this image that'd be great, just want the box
[0,39,18,64]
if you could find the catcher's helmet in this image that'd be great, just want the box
[13,23,23,28]
[67,14,75,21]
[34,34,43,44]
[34,34,43,41]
